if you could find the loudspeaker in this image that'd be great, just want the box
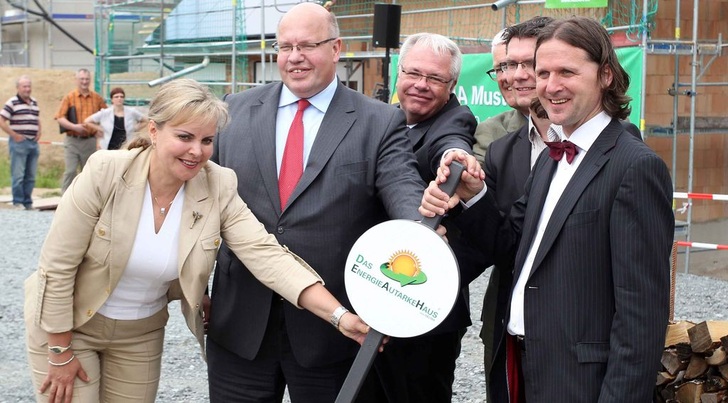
[372,3,401,49]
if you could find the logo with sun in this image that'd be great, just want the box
[381,250,427,286]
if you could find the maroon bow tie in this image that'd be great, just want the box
[545,140,579,164]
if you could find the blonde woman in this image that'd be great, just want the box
[25,79,371,403]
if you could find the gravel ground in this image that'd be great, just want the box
[1,208,726,402]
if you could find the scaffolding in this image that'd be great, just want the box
[92,0,642,101]
[641,0,728,273]
[90,1,727,274]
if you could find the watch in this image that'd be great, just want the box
[48,343,72,355]
[329,306,349,330]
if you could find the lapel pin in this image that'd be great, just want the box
[191,211,203,229]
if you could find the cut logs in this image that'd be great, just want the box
[656,321,728,403]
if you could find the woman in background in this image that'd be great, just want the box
[84,87,146,150]
[25,79,370,403]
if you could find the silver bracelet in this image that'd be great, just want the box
[48,342,72,355]
[48,354,76,367]
[329,306,349,330]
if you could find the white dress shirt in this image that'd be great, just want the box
[275,77,338,177]
[507,112,612,336]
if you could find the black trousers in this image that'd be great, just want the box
[207,297,386,403]
[373,328,467,403]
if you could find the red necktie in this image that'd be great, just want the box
[279,99,310,210]
[545,140,579,164]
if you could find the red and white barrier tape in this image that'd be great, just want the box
[0,137,64,146]
[674,192,728,201]
[676,241,728,250]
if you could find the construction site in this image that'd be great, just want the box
[1,0,727,269]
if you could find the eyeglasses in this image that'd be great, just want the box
[399,67,453,86]
[486,67,503,81]
[499,60,535,73]
[272,37,337,54]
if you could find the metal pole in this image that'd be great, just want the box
[639,0,648,140]
[671,0,681,190]
[260,0,266,85]
[684,0,700,273]
[231,0,238,93]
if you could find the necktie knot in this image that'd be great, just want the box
[297,98,311,112]
[545,140,579,164]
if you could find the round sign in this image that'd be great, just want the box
[344,219,460,338]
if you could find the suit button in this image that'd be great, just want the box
[214,239,220,247]
[87,310,93,317]
[195,303,200,309]
[277,226,284,234]
[98,228,106,236]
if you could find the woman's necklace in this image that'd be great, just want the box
[153,195,174,216]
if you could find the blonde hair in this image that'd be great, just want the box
[127,79,229,149]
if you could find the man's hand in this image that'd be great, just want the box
[436,151,485,202]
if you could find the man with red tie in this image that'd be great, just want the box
[206,3,424,402]
[421,16,673,403]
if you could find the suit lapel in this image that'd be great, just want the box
[283,83,356,211]
[177,168,213,272]
[250,83,284,212]
[511,126,532,193]
[108,149,150,288]
[407,121,431,149]
[513,155,556,280]
[529,120,621,274]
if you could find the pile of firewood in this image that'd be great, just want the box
[656,321,728,403]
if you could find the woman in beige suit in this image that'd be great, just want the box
[24,79,371,403]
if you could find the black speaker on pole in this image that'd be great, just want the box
[372,3,401,49]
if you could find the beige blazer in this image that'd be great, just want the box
[25,147,321,352]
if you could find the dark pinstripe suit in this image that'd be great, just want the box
[459,119,674,402]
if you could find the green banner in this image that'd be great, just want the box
[545,0,608,8]
[391,46,643,126]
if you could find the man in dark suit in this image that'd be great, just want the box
[376,32,477,403]
[477,17,555,403]
[422,17,673,402]
[206,3,424,402]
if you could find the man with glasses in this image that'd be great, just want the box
[206,3,425,402]
[374,32,477,403]
[472,29,527,166]
[477,16,556,403]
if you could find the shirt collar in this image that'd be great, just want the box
[279,76,338,113]
[553,111,610,153]
[527,115,559,145]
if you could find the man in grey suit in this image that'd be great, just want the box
[472,29,527,166]
[422,17,673,402]
[206,3,424,402]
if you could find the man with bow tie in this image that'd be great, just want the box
[421,16,674,403]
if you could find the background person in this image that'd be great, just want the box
[56,68,107,193]
[24,78,371,403]
[472,28,527,165]
[84,87,147,150]
[0,75,41,210]
[206,3,425,402]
